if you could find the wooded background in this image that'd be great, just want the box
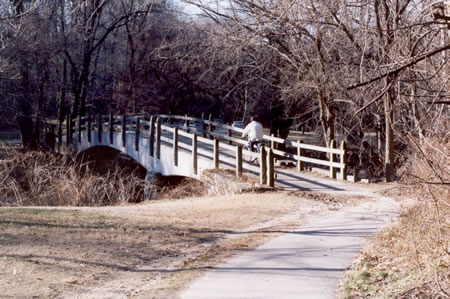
[0,0,449,181]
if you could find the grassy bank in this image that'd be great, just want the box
[0,192,324,298]
[340,138,449,298]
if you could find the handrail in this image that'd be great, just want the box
[58,113,349,184]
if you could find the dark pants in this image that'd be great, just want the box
[248,140,259,152]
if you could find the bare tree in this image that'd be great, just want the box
[186,0,449,180]
[0,0,54,149]
[345,0,449,181]
[61,0,153,117]
[184,0,359,144]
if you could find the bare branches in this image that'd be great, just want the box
[0,0,39,21]
[348,42,450,90]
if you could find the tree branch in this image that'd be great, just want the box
[348,43,450,90]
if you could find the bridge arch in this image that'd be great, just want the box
[70,127,212,180]
[77,145,123,162]
[77,145,147,177]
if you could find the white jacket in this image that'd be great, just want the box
[242,121,263,141]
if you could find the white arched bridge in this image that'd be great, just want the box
[58,114,355,192]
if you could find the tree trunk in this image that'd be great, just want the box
[58,60,67,123]
[17,116,37,150]
[384,75,395,181]
[319,93,335,147]
[11,0,36,150]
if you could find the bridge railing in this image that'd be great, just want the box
[154,114,348,181]
[59,114,275,185]
[59,114,348,187]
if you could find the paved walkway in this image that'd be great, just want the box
[274,168,384,195]
[180,173,399,299]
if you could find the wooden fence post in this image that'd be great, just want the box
[200,113,206,137]
[109,114,114,144]
[260,146,267,185]
[78,114,82,143]
[236,146,243,178]
[271,134,275,150]
[330,139,337,179]
[149,116,155,157]
[227,129,232,145]
[173,127,178,166]
[214,138,219,169]
[122,115,126,147]
[202,120,207,138]
[156,118,161,159]
[353,166,359,182]
[135,117,140,152]
[297,140,304,171]
[97,114,102,144]
[87,114,91,143]
[185,114,190,133]
[267,148,275,187]
[192,133,198,174]
[340,141,347,180]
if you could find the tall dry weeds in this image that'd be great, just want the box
[341,121,449,298]
[0,149,145,206]
[159,177,207,200]
[396,136,449,297]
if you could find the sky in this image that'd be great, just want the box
[175,0,230,18]
[175,0,206,16]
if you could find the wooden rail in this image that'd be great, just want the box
[59,114,349,187]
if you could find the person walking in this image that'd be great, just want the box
[242,116,263,152]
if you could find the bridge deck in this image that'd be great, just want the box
[60,114,359,191]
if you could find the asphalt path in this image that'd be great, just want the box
[85,127,399,298]
[159,127,400,298]
[179,178,399,299]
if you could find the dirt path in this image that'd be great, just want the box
[0,191,380,298]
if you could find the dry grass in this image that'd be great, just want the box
[156,168,263,201]
[159,177,207,200]
[0,149,144,206]
[0,192,323,298]
[340,137,449,298]
[0,148,257,206]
